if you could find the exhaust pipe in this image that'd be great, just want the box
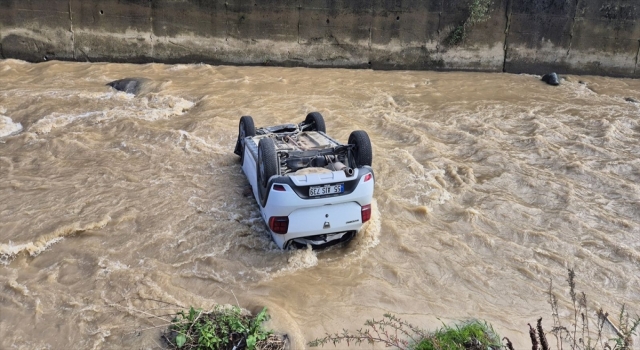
[325,161,355,177]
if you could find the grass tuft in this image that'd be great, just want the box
[311,270,638,350]
[163,305,285,350]
[309,316,500,350]
[414,320,501,350]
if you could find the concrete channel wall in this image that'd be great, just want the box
[0,0,639,77]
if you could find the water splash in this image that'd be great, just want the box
[0,111,23,137]
[0,216,111,264]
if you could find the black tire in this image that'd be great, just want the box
[348,130,372,167]
[257,137,278,207]
[235,116,256,162]
[304,112,326,133]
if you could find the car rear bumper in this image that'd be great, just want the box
[290,231,356,249]
[262,169,374,249]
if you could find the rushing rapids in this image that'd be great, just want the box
[0,59,639,349]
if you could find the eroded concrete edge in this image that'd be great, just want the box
[1,1,639,76]
[635,40,640,75]
[435,0,444,58]
[566,0,579,56]
[69,0,75,60]
[502,0,512,72]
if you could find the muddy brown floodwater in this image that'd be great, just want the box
[1,59,639,349]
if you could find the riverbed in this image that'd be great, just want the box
[1,59,639,349]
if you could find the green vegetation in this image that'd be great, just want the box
[309,270,639,350]
[533,268,640,350]
[308,314,500,350]
[163,305,284,350]
[415,321,501,350]
[157,271,637,350]
[447,0,493,45]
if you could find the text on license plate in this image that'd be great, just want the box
[309,184,344,196]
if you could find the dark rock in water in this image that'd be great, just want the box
[624,97,639,103]
[541,73,560,86]
[106,78,148,94]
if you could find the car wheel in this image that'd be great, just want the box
[304,112,326,133]
[348,130,372,167]
[235,116,255,162]
[257,137,278,207]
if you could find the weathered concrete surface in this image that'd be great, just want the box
[568,0,640,77]
[505,0,640,77]
[0,0,639,76]
[0,0,74,61]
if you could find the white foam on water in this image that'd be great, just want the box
[263,247,320,280]
[331,199,382,262]
[354,199,381,250]
[0,237,65,265]
[284,244,318,270]
[168,64,193,71]
[0,216,111,265]
[134,94,195,121]
[27,94,195,134]
[3,269,31,296]
[381,149,453,208]
[96,257,130,278]
[0,112,23,137]
[29,111,103,134]
[177,130,227,155]
[268,200,382,278]
[8,277,30,296]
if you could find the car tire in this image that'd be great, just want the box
[304,112,326,133]
[348,130,372,167]
[235,116,256,162]
[257,137,278,207]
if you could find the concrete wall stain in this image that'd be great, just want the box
[0,0,638,77]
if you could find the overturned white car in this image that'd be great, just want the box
[234,112,375,249]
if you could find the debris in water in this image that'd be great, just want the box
[107,78,149,95]
[541,72,560,86]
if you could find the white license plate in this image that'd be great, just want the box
[309,184,344,196]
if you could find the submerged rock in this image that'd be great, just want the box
[624,97,639,103]
[106,78,148,95]
[541,72,560,86]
